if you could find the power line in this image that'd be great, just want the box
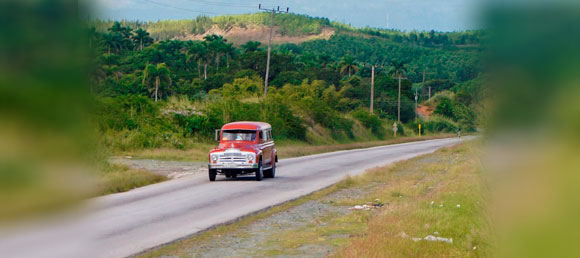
[182,0,256,9]
[140,0,218,15]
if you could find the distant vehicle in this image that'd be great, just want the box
[208,122,277,181]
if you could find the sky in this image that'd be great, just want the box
[90,0,482,32]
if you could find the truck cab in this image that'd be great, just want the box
[208,121,277,181]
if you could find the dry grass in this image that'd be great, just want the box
[97,163,166,196]
[331,141,493,258]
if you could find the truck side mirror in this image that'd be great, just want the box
[214,129,221,142]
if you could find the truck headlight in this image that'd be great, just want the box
[211,154,218,161]
[247,154,254,161]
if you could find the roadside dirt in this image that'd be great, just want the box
[417,105,435,119]
[109,158,207,179]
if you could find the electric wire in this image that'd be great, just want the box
[140,0,219,15]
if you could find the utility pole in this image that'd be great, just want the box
[398,74,402,122]
[415,86,418,121]
[421,70,426,100]
[396,73,408,123]
[370,65,375,113]
[259,4,289,98]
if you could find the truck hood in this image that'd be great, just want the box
[211,142,259,153]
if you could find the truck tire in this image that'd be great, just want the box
[264,160,276,178]
[255,159,263,181]
[209,169,217,181]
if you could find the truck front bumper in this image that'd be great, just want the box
[209,163,259,170]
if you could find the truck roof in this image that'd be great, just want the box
[221,121,272,131]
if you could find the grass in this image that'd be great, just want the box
[121,134,456,162]
[331,141,494,257]
[96,163,166,196]
[138,140,494,257]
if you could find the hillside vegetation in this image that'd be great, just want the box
[90,13,486,154]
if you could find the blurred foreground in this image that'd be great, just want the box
[0,1,95,222]
[484,2,580,258]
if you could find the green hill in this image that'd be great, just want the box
[90,13,486,152]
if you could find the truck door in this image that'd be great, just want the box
[258,130,269,166]
[263,129,274,166]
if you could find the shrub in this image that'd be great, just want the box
[434,97,455,119]
[351,109,383,136]
[422,116,458,133]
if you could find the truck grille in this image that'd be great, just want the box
[218,156,247,163]
[223,152,243,157]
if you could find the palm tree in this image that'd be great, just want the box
[142,63,172,102]
[108,22,135,51]
[102,65,123,82]
[318,54,332,68]
[222,43,235,68]
[121,26,133,40]
[389,60,407,78]
[201,47,211,80]
[241,41,262,53]
[339,55,359,77]
[108,21,123,34]
[133,28,153,51]
[203,34,227,72]
[184,41,208,79]
[298,52,319,68]
[101,33,122,55]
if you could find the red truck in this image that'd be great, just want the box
[208,121,277,181]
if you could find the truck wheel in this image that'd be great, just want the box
[255,160,263,181]
[264,160,276,178]
[209,169,217,181]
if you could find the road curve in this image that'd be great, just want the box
[0,137,472,258]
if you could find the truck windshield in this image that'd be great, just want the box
[222,130,257,142]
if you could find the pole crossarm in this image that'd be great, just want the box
[258,4,290,13]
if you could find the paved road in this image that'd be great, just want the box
[0,137,471,258]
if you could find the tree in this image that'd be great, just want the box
[318,54,332,68]
[142,63,172,102]
[241,41,262,53]
[107,22,134,51]
[298,52,318,68]
[102,65,123,82]
[108,21,123,34]
[100,33,124,55]
[133,28,153,51]
[339,55,359,77]
[222,43,236,68]
[203,34,227,72]
[184,41,208,79]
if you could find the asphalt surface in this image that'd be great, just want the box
[0,137,471,258]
